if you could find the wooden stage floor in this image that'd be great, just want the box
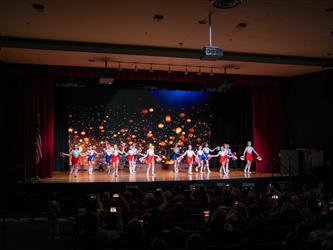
[40,164,285,184]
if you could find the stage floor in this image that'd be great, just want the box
[40,164,285,183]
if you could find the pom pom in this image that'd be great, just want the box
[257,156,262,161]
[240,155,245,161]
[232,156,238,161]
[216,146,220,150]
[60,152,64,157]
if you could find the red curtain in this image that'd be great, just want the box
[11,76,54,179]
[6,63,287,177]
[252,85,287,173]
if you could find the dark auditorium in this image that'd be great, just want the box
[1,1,333,250]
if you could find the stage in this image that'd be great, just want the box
[39,163,287,184]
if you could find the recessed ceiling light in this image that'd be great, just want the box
[153,14,164,22]
[236,22,247,29]
[32,3,45,12]
[209,0,242,9]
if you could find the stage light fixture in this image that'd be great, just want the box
[184,65,189,75]
[99,59,114,85]
[168,65,172,74]
[197,66,202,75]
[117,62,122,71]
[134,63,138,72]
[210,67,214,76]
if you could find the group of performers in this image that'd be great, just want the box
[60,141,261,178]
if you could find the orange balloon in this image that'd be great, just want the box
[159,141,166,147]
[149,108,154,112]
[142,109,149,115]
[68,128,73,133]
[175,127,182,134]
[81,131,86,136]
[99,125,104,130]
[188,133,194,138]
[165,115,172,123]
[158,123,164,128]
[84,137,89,142]
[186,118,191,123]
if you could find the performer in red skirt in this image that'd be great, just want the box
[61,144,85,177]
[242,141,261,173]
[179,145,197,175]
[140,143,161,176]
[111,144,124,177]
[124,145,135,175]
[210,145,228,175]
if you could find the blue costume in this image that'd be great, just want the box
[197,150,204,161]
[105,149,113,163]
[172,146,180,160]
[88,151,94,161]
[203,147,210,160]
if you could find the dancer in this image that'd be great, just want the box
[103,144,113,175]
[203,143,217,173]
[61,144,84,177]
[85,145,102,175]
[140,143,161,176]
[210,145,228,175]
[111,144,124,177]
[195,145,205,173]
[224,144,236,174]
[179,145,197,175]
[172,143,181,173]
[132,143,139,173]
[242,141,261,173]
[124,145,135,174]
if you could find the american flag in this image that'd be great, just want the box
[35,113,42,165]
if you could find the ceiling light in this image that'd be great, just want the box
[209,0,242,9]
[32,3,45,12]
[153,14,164,22]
